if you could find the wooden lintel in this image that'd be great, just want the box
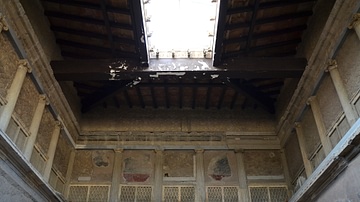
[51,58,306,81]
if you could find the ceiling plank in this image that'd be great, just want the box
[217,86,227,109]
[213,0,229,66]
[123,90,132,108]
[50,26,134,45]
[100,0,116,58]
[245,0,261,53]
[149,80,158,109]
[51,58,307,81]
[135,86,145,108]
[81,81,131,112]
[227,79,275,113]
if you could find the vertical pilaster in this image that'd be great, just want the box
[64,149,76,199]
[0,60,31,131]
[294,122,314,177]
[327,60,357,125]
[307,96,332,154]
[235,150,250,202]
[280,149,293,197]
[43,121,62,181]
[153,149,163,202]
[349,13,360,40]
[195,149,205,202]
[23,94,48,160]
[0,14,9,33]
[109,149,123,202]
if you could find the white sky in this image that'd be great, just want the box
[145,0,217,52]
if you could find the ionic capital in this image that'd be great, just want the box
[234,149,245,154]
[114,148,124,153]
[39,94,50,105]
[17,59,32,73]
[195,149,204,153]
[306,96,316,106]
[326,59,338,72]
[54,120,63,129]
[0,14,9,33]
[348,13,360,29]
[294,122,302,129]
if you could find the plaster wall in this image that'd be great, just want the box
[36,107,55,153]
[53,129,72,177]
[244,150,283,178]
[0,34,18,99]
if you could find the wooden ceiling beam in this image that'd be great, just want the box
[51,58,306,81]
[245,0,261,53]
[43,0,130,15]
[225,11,312,30]
[227,0,316,15]
[44,11,133,30]
[213,0,229,66]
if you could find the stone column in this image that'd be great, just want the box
[23,94,48,160]
[327,60,357,125]
[0,14,9,33]
[64,149,76,199]
[294,122,313,177]
[235,150,250,202]
[349,13,360,40]
[195,149,205,202]
[280,149,293,197]
[307,96,332,155]
[43,121,62,181]
[109,149,123,202]
[153,149,163,202]
[0,60,31,131]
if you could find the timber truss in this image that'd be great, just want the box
[41,0,316,113]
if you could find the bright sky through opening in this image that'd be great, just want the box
[145,0,217,52]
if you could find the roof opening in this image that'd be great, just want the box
[143,0,218,59]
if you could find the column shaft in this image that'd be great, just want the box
[109,149,123,202]
[295,123,314,177]
[327,60,357,125]
[235,150,250,202]
[153,149,163,202]
[0,60,31,131]
[280,149,293,197]
[307,96,332,154]
[43,122,61,181]
[23,94,48,160]
[195,149,205,202]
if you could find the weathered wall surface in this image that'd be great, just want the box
[81,108,276,133]
[244,150,283,178]
[53,130,72,176]
[13,76,38,129]
[204,150,238,185]
[72,150,114,182]
[163,150,194,178]
[36,107,55,153]
[301,108,321,157]
[316,75,342,131]
[316,154,360,202]
[336,32,360,100]
[284,132,303,182]
[0,34,18,99]
[122,150,154,184]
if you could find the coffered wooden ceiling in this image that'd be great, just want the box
[41,0,316,113]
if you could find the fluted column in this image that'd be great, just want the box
[109,149,123,202]
[0,60,31,131]
[64,149,76,199]
[307,96,332,155]
[153,149,164,202]
[349,13,360,40]
[23,94,48,160]
[0,14,9,33]
[235,150,250,202]
[195,149,205,202]
[294,122,313,177]
[327,60,357,125]
[43,121,62,181]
